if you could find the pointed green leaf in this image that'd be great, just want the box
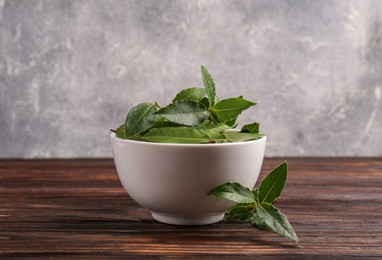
[197,120,216,130]
[199,97,210,109]
[209,112,220,125]
[225,118,238,127]
[142,127,210,144]
[257,203,300,245]
[173,87,206,103]
[201,65,216,107]
[204,123,230,139]
[115,124,146,141]
[241,122,260,134]
[197,123,231,143]
[125,102,158,137]
[226,203,255,221]
[155,101,209,126]
[150,117,182,129]
[139,117,182,136]
[258,162,288,204]
[250,212,269,230]
[212,98,256,122]
[224,132,264,142]
[115,124,126,139]
[208,182,256,204]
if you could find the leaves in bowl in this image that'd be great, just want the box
[211,97,256,123]
[172,87,206,103]
[143,127,210,144]
[155,101,209,126]
[124,102,157,138]
[201,65,216,108]
[113,65,265,144]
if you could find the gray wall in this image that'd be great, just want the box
[1,0,381,158]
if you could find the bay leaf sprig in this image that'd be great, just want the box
[208,162,300,246]
[113,66,264,144]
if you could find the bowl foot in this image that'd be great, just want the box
[151,211,225,225]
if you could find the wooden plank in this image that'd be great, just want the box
[0,158,381,258]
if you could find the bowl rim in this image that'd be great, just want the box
[110,132,266,147]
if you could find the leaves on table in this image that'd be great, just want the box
[250,212,269,230]
[258,161,288,204]
[226,203,255,221]
[208,182,256,204]
[208,161,300,246]
[257,203,300,245]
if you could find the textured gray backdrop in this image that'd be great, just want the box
[1,0,381,158]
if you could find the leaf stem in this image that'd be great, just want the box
[208,111,218,124]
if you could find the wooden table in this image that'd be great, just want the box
[0,158,381,259]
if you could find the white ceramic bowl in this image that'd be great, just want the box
[111,132,266,225]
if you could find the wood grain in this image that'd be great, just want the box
[0,158,381,258]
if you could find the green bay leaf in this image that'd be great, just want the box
[197,120,216,130]
[257,203,300,245]
[142,127,210,144]
[197,124,231,143]
[201,65,216,107]
[199,97,210,109]
[225,118,238,127]
[226,203,255,221]
[250,212,269,230]
[155,101,209,126]
[212,98,256,122]
[115,124,126,139]
[125,102,158,138]
[258,161,288,204]
[241,122,260,134]
[150,117,182,129]
[224,132,264,142]
[173,87,206,103]
[208,182,256,204]
[204,123,230,139]
[116,124,146,141]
